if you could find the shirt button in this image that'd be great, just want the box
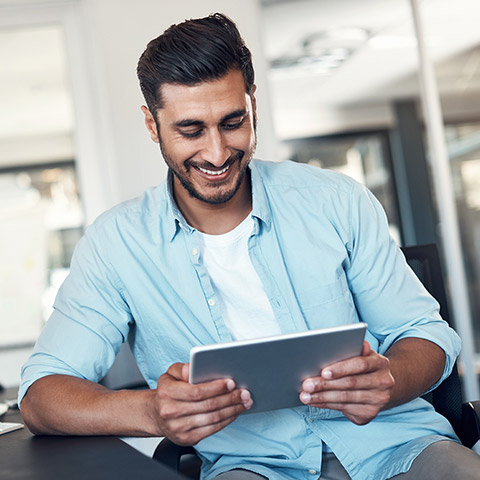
[208,298,216,307]
[308,418,314,423]
[191,248,198,256]
[308,469,317,475]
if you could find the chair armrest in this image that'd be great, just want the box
[461,401,480,448]
[152,437,197,472]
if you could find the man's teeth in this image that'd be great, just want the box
[198,165,230,176]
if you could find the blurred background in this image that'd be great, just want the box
[1,0,479,398]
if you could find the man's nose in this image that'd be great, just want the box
[202,130,230,166]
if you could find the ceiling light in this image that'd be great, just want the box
[269,26,370,74]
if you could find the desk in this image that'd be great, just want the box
[0,387,185,479]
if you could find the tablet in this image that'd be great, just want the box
[189,322,367,415]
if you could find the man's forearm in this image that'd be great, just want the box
[384,337,446,410]
[21,374,159,436]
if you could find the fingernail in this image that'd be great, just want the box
[226,379,235,391]
[240,390,251,402]
[322,369,333,379]
[303,380,315,392]
[243,399,253,409]
[300,392,311,403]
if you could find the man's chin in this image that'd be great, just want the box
[189,187,239,205]
[186,168,248,205]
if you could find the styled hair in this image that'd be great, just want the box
[137,13,255,116]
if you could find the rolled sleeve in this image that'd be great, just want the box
[345,182,461,388]
[19,223,133,407]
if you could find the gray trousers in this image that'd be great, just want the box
[215,440,480,479]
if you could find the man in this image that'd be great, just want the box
[19,13,480,480]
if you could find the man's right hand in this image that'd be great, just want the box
[150,363,252,445]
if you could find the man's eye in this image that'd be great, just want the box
[223,119,245,130]
[181,129,202,138]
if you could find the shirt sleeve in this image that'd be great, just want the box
[345,181,461,391]
[18,222,133,406]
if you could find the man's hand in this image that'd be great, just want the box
[299,341,395,425]
[21,365,252,440]
[149,363,252,445]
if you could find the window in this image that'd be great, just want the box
[282,131,402,243]
[0,25,81,350]
[0,162,83,347]
[444,122,480,352]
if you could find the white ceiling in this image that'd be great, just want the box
[260,0,480,138]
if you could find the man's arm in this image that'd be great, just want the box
[299,337,445,425]
[21,363,252,445]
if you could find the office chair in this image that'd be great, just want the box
[152,244,480,477]
[401,243,480,448]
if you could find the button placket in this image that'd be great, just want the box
[185,230,232,342]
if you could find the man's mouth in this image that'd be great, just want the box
[197,164,230,176]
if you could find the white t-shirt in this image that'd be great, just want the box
[198,215,281,341]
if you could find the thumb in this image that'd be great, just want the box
[362,340,372,356]
[182,363,190,383]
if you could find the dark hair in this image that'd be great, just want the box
[137,13,254,116]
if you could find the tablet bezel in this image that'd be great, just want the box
[189,322,367,415]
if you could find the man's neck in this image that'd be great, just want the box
[173,175,252,235]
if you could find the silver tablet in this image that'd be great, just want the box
[189,322,367,415]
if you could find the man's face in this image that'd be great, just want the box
[144,69,257,207]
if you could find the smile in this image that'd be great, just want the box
[197,165,230,176]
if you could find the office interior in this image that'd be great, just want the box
[1,0,480,414]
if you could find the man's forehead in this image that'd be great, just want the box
[157,70,251,120]
[161,69,245,97]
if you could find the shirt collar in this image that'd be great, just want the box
[165,159,272,241]
[249,160,272,228]
[164,170,190,241]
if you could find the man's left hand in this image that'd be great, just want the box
[299,341,395,425]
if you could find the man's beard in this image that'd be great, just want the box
[160,139,256,205]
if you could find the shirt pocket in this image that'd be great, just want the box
[296,273,358,329]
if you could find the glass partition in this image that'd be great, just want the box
[0,25,82,353]
[282,132,402,243]
[444,122,480,352]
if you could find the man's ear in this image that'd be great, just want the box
[250,85,258,123]
[141,105,160,143]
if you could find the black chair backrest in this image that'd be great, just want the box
[400,243,463,436]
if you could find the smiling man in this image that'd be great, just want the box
[18,13,480,480]
[141,68,256,233]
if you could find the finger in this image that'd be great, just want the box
[361,340,372,356]
[325,403,384,426]
[162,388,253,418]
[171,411,244,446]
[166,362,188,381]
[303,370,392,393]
[158,373,236,402]
[307,344,372,384]
[319,350,388,381]
[182,363,190,383]
[321,356,372,380]
[303,401,381,426]
[300,386,390,407]
[170,399,252,433]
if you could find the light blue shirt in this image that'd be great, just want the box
[20,159,461,480]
